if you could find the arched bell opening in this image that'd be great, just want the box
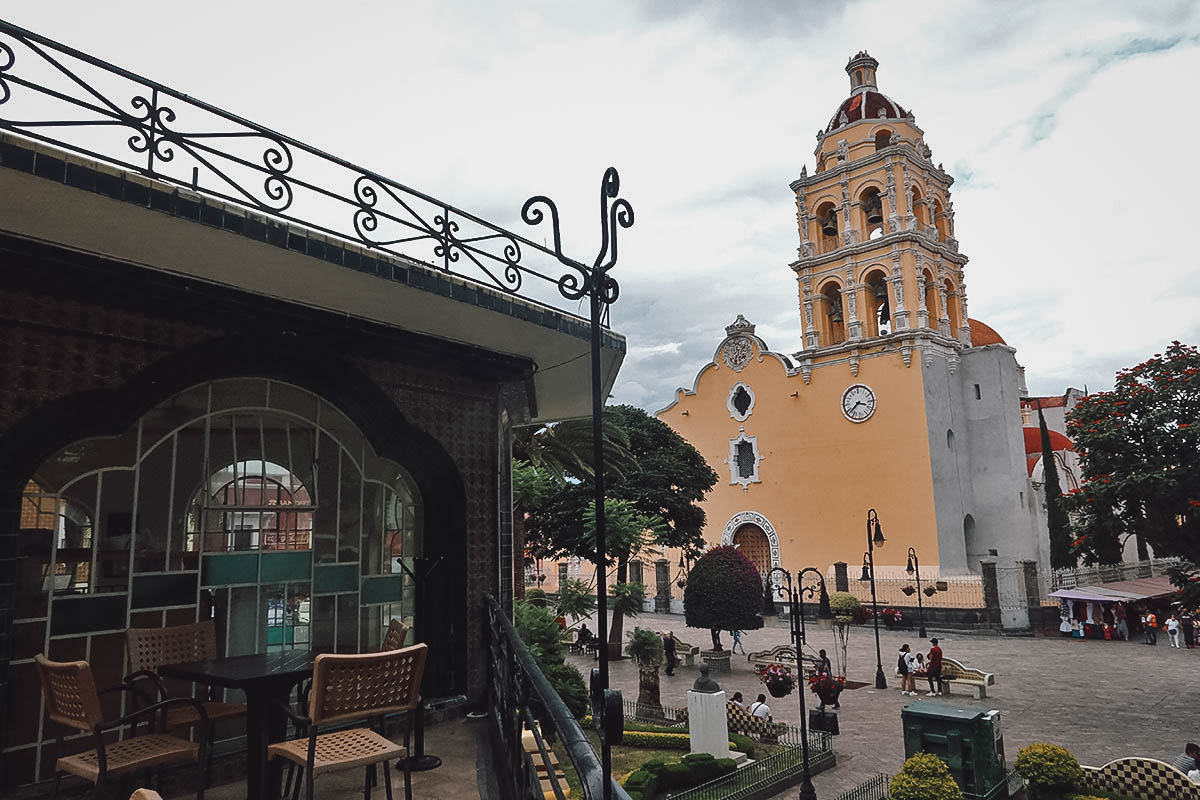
[820,281,846,345]
[932,198,949,241]
[858,187,884,240]
[863,269,891,337]
[814,201,839,254]
[943,278,962,333]
[911,184,930,229]
[874,129,892,151]
[922,269,938,327]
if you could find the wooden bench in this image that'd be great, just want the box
[747,643,821,677]
[937,656,996,699]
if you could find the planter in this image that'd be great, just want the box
[766,679,794,698]
[809,709,840,735]
[700,649,731,674]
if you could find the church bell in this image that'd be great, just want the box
[864,194,883,224]
[820,212,838,237]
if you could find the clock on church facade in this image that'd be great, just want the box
[657,53,1052,580]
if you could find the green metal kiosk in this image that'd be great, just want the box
[902,702,1008,799]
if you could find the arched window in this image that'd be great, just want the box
[964,514,981,564]
[923,269,938,326]
[854,69,863,87]
[944,279,962,333]
[727,382,756,421]
[947,429,956,450]
[858,187,884,240]
[932,198,949,240]
[814,201,839,253]
[874,130,892,151]
[911,184,929,228]
[190,461,314,552]
[863,269,890,337]
[821,281,846,345]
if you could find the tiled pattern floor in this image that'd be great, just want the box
[566,610,1200,798]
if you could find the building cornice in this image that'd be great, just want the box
[790,142,952,193]
[789,230,967,272]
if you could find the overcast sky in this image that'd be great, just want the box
[8,1,1200,411]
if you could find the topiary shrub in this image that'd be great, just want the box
[621,752,737,800]
[683,545,763,651]
[1015,743,1084,799]
[540,662,588,719]
[889,752,963,800]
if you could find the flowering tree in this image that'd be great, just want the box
[1063,342,1200,600]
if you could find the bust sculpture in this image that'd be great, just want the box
[692,664,721,694]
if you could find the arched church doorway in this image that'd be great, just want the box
[732,523,771,576]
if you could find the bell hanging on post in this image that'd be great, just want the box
[829,296,844,323]
[821,212,838,237]
[865,194,884,224]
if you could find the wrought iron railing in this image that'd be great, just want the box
[1050,557,1181,589]
[834,773,890,800]
[486,595,631,800]
[0,19,610,317]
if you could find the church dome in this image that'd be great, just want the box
[1023,427,1074,455]
[967,318,1007,347]
[825,51,910,133]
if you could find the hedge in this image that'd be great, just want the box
[623,752,738,800]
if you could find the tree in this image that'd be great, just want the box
[828,591,862,678]
[1038,404,1075,570]
[682,546,763,651]
[523,405,719,656]
[555,578,596,626]
[625,627,665,709]
[1063,342,1200,597]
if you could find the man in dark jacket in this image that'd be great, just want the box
[663,631,678,676]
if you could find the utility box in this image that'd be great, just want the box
[902,703,1008,799]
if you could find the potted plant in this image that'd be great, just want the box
[901,585,916,597]
[923,585,937,597]
[879,607,903,630]
[808,672,845,710]
[760,663,795,698]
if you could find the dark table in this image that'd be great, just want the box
[160,649,318,800]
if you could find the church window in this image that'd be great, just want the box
[864,270,890,337]
[943,279,962,333]
[815,201,839,253]
[859,187,884,240]
[974,384,981,400]
[874,130,892,150]
[821,282,846,345]
[727,432,762,489]
[854,69,862,86]
[727,382,756,421]
[947,429,956,450]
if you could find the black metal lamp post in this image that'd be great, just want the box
[906,547,927,639]
[860,509,887,690]
[523,169,633,800]
[767,566,833,800]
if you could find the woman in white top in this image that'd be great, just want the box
[904,649,921,695]
[1167,615,1181,648]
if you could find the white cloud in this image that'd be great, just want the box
[7,0,1200,409]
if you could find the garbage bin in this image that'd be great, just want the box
[902,702,1007,799]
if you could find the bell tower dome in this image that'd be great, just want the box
[789,54,971,353]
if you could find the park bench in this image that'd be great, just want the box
[1079,757,1200,800]
[747,643,821,677]
[937,656,996,699]
[726,700,787,741]
[672,637,700,667]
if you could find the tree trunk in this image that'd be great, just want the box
[607,557,629,660]
[637,665,661,709]
[710,628,723,651]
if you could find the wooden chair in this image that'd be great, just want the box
[380,619,410,651]
[269,644,427,800]
[125,621,245,779]
[35,654,209,800]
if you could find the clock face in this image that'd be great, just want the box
[841,384,877,422]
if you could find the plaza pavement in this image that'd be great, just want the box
[566,610,1200,798]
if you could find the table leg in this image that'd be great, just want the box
[245,683,293,800]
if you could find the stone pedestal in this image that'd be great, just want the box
[686,690,730,758]
[701,649,731,674]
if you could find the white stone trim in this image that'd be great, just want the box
[720,511,782,570]
[727,381,756,421]
[726,430,762,489]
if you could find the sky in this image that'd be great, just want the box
[6,1,1200,411]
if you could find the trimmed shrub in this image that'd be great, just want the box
[683,546,764,649]
[621,752,737,800]
[889,753,963,800]
[830,591,869,624]
[729,732,757,758]
[1015,743,1083,799]
[541,662,588,719]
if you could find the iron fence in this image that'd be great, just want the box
[623,699,688,727]
[1051,557,1182,589]
[829,573,987,609]
[834,773,890,800]
[670,732,835,800]
[0,20,614,319]
[486,596,631,800]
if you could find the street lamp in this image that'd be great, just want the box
[861,508,887,690]
[905,547,927,639]
[767,566,833,800]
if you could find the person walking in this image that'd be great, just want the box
[663,631,678,676]
[897,644,914,695]
[926,638,944,696]
[731,629,746,655]
[817,649,833,676]
[1167,614,1181,648]
[749,694,772,719]
[1180,609,1195,649]
[1146,610,1158,645]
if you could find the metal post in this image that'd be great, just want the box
[866,509,886,690]
[793,584,816,800]
[908,547,927,639]
[589,279,613,800]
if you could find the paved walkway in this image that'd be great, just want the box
[567,610,1200,798]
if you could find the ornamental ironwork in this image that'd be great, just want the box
[0,20,620,316]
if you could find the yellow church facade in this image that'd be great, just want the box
[656,53,1046,579]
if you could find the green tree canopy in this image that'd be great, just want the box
[1063,341,1200,598]
[683,545,763,650]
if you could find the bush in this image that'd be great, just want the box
[525,588,548,607]
[541,662,588,719]
[683,546,764,648]
[1015,743,1083,799]
[889,753,963,800]
[830,592,869,624]
[513,600,564,668]
[729,732,757,758]
[621,752,737,800]
[626,627,664,668]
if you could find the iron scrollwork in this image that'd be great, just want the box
[0,19,614,307]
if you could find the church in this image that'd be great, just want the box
[656,53,1063,580]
